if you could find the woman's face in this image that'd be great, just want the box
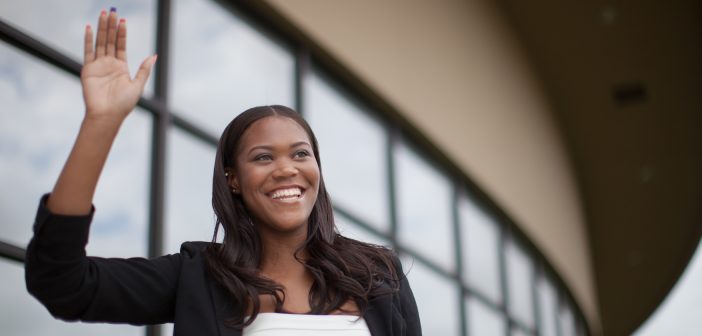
[229,116,320,237]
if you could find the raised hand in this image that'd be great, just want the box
[81,8,156,122]
[46,9,157,215]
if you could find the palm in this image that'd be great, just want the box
[81,10,155,121]
[82,57,141,118]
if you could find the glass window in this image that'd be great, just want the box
[0,0,156,96]
[334,212,389,247]
[401,256,460,336]
[305,70,390,232]
[465,296,507,336]
[170,0,294,136]
[394,141,454,271]
[559,301,577,336]
[0,258,143,336]
[537,273,559,336]
[0,42,150,257]
[459,192,502,304]
[505,236,535,328]
[511,326,533,336]
[164,128,218,254]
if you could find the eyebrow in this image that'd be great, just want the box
[246,141,311,154]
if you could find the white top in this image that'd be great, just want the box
[242,313,372,336]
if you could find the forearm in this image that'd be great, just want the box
[47,115,123,215]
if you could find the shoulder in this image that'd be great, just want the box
[179,241,218,257]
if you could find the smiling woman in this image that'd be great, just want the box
[22,9,420,336]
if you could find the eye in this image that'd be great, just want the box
[293,150,311,159]
[253,153,273,161]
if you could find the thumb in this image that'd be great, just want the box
[134,54,157,88]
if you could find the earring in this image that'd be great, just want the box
[231,187,239,194]
[225,171,229,177]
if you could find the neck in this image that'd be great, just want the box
[258,229,309,279]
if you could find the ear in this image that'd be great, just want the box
[224,168,241,193]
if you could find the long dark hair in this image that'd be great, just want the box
[205,105,399,328]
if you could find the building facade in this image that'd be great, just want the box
[0,1,603,335]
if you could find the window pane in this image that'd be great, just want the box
[395,142,454,271]
[171,0,294,136]
[402,257,460,336]
[0,42,150,257]
[559,302,577,336]
[459,192,502,304]
[165,128,217,254]
[511,326,533,336]
[505,237,535,327]
[305,71,389,232]
[537,273,559,336]
[466,296,507,336]
[0,258,143,336]
[0,0,156,96]
[334,212,389,247]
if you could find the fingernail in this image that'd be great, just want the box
[110,7,117,12]
[101,10,107,16]
[86,24,91,30]
[119,18,126,24]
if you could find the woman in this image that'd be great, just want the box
[25,8,421,336]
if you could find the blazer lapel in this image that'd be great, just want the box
[364,286,396,336]
[206,273,243,336]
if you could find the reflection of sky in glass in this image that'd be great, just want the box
[0,259,142,336]
[170,0,294,136]
[635,239,702,335]
[505,237,535,328]
[0,0,156,96]
[459,192,502,304]
[537,274,559,336]
[164,128,218,254]
[401,255,460,336]
[558,302,576,336]
[0,42,148,334]
[0,42,149,258]
[305,70,389,232]
[466,296,507,336]
[511,326,533,336]
[334,212,389,247]
[395,141,455,271]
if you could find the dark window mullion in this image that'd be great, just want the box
[386,126,399,247]
[147,1,172,336]
[453,188,468,336]
[0,241,25,263]
[499,226,511,336]
[295,47,310,115]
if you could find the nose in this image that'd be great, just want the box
[272,163,298,179]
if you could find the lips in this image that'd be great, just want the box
[268,186,304,200]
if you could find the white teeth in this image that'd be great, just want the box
[270,187,302,199]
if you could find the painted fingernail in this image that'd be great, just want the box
[119,18,126,24]
[110,7,117,12]
[86,24,92,30]
[101,10,107,16]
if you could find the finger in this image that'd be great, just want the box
[134,55,157,90]
[95,10,108,58]
[116,18,127,61]
[83,24,94,64]
[106,8,118,57]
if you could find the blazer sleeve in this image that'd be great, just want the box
[395,255,422,336]
[25,194,182,325]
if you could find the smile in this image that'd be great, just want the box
[268,187,303,201]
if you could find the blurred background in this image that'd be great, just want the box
[1,0,700,335]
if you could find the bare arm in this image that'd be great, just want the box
[47,9,156,215]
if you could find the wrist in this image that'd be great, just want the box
[81,113,124,133]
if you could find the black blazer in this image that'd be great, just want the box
[25,196,422,336]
